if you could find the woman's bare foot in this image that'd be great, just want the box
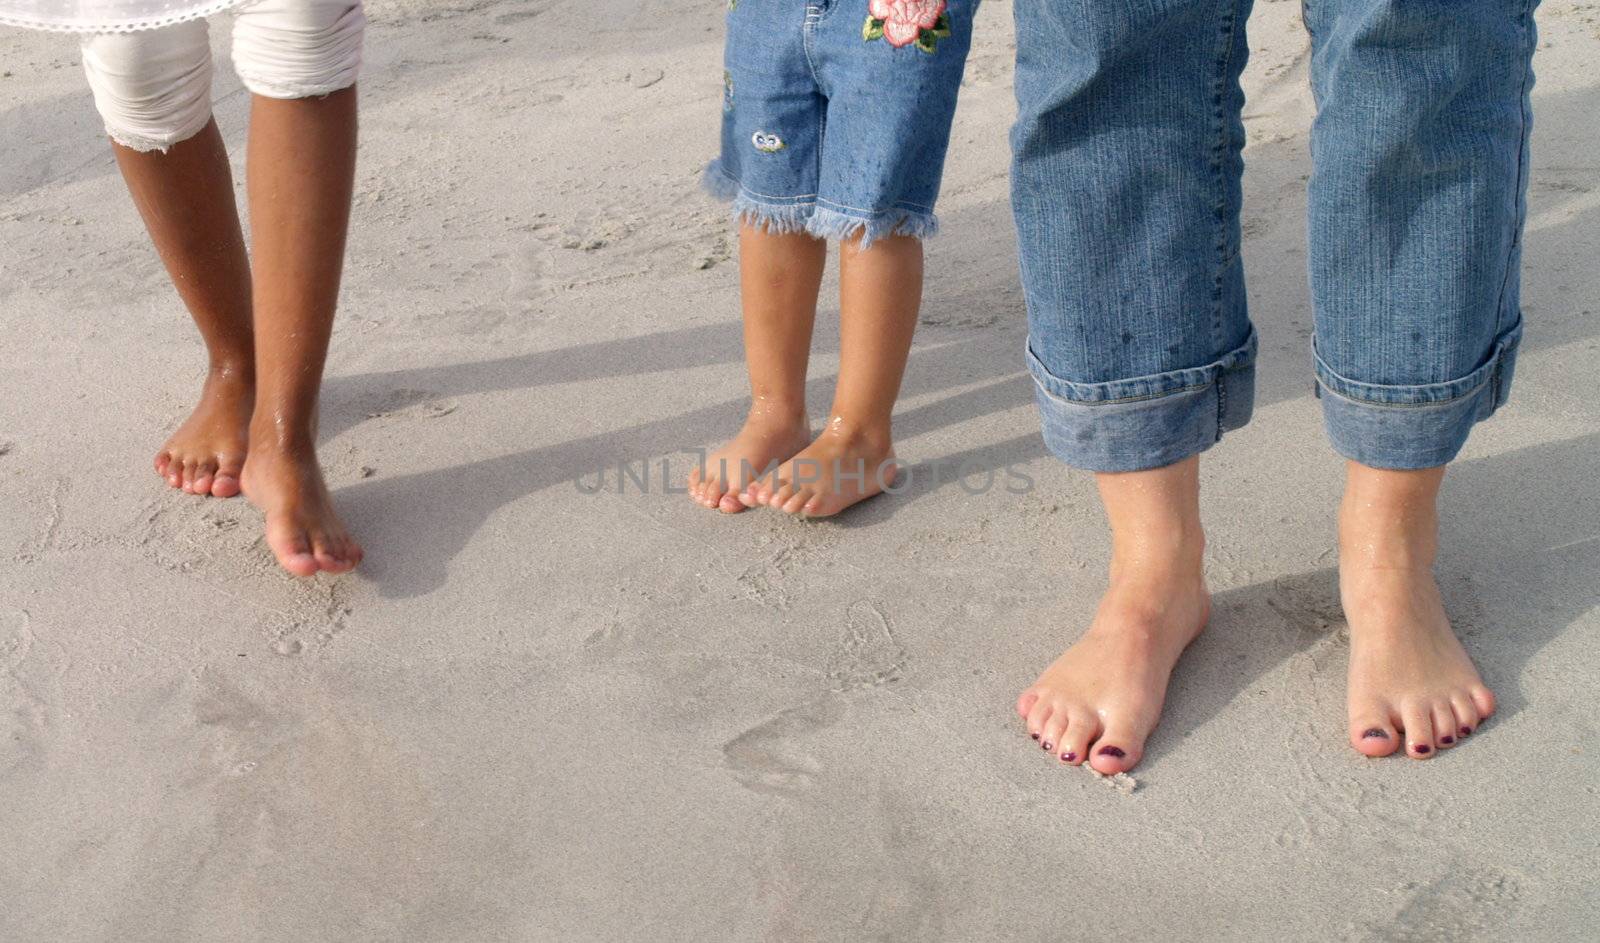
[240,437,362,577]
[1340,463,1495,759]
[688,405,811,514]
[155,366,254,497]
[1018,456,1208,774]
[741,417,898,517]
[1019,541,1209,775]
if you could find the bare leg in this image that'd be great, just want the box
[238,88,362,576]
[744,233,920,516]
[1018,456,1210,774]
[688,223,823,513]
[1341,462,1496,758]
[113,120,254,497]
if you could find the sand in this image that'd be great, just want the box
[2,1,1598,940]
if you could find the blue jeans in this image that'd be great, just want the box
[706,0,978,247]
[1012,0,1538,472]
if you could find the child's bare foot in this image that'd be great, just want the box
[154,366,253,497]
[741,417,898,517]
[688,406,811,514]
[1018,541,1209,775]
[1340,464,1494,759]
[240,438,362,577]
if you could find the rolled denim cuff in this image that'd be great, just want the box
[1027,329,1258,473]
[1315,318,1522,470]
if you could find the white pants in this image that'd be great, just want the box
[79,0,365,153]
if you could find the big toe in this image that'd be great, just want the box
[1350,712,1401,757]
[266,524,320,577]
[1088,724,1145,775]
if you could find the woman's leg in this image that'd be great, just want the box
[1009,0,1254,772]
[744,233,919,516]
[1305,0,1536,755]
[233,1,367,576]
[81,24,254,497]
[688,225,823,513]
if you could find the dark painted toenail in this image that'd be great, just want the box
[1061,752,1076,762]
[1361,728,1389,740]
[1097,746,1125,758]
[1414,744,1430,754]
[1440,736,1454,745]
[1030,733,1039,741]
[1460,726,1472,736]
[1041,742,1053,752]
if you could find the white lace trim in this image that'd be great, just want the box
[0,0,258,33]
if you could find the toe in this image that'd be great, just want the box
[265,521,319,578]
[213,457,244,498]
[155,450,173,476]
[181,459,200,493]
[1016,690,1041,719]
[767,480,796,509]
[1433,703,1460,749]
[191,460,217,496]
[1088,723,1144,774]
[780,489,810,515]
[312,534,354,574]
[1470,685,1496,720]
[1039,712,1068,757]
[717,492,747,514]
[1058,710,1096,766]
[1350,711,1400,757]
[1450,693,1481,740]
[1399,703,1436,758]
[1024,697,1053,742]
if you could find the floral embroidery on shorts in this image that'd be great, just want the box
[863,0,951,53]
[751,131,785,153]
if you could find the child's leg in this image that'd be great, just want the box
[1019,457,1209,774]
[688,224,823,513]
[743,233,921,516]
[234,1,366,576]
[81,25,254,498]
[1340,464,1495,758]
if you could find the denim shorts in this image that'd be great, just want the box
[705,0,977,247]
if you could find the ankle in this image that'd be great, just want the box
[206,358,256,386]
[1338,503,1439,573]
[743,398,809,434]
[816,412,893,452]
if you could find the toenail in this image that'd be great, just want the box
[1440,736,1454,745]
[1413,744,1430,754]
[1097,746,1125,758]
[1061,752,1076,762]
[1030,733,1039,740]
[1041,742,1053,752]
[1361,728,1389,740]
[1460,726,1472,737]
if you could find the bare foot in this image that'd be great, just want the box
[1018,545,1210,775]
[240,440,362,577]
[1339,465,1494,759]
[740,417,898,517]
[154,366,253,497]
[688,406,811,514]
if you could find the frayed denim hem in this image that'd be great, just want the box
[807,204,938,249]
[1027,329,1258,473]
[702,162,938,248]
[1314,318,1522,470]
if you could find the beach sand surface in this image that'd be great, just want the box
[2,1,1598,940]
